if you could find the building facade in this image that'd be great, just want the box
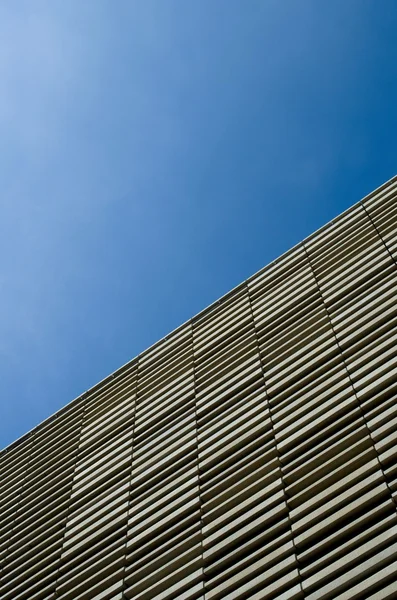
[1,177,397,600]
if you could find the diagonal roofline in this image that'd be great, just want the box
[2,173,397,454]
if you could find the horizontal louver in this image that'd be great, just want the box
[1,176,397,599]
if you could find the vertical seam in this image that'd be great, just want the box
[54,397,89,597]
[121,362,140,599]
[246,282,304,595]
[303,240,395,502]
[192,319,206,600]
[0,432,35,585]
[361,201,397,269]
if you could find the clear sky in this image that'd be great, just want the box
[1,1,397,449]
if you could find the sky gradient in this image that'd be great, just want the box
[1,1,397,448]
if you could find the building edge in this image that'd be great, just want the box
[2,172,397,454]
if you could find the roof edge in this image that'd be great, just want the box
[3,173,397,454]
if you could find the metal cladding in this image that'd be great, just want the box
[1,176,397,599]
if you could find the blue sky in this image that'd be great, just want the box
[1,1,397,448]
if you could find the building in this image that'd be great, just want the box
[1,176,397,600]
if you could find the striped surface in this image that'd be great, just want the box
[1,177,397,599]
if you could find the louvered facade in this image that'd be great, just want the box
[1,176,397,600]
